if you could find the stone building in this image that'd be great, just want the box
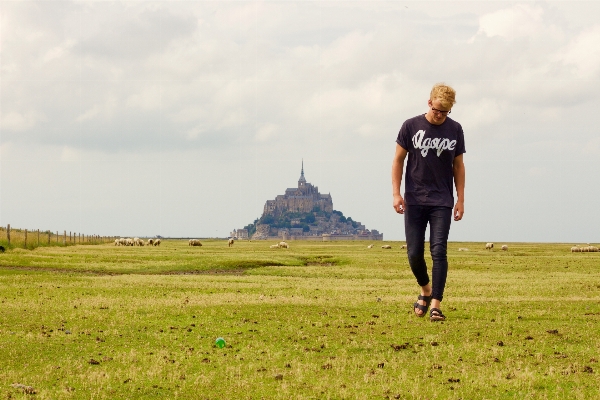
[263,161,333,217]
[229,229,248,239]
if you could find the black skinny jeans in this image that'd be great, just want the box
[404,205,452,302]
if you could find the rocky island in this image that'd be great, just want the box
[231,162,383,241]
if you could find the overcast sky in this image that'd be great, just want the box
[1,1,599,242]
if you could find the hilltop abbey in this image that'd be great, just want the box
[231,162,383,241]
[263,161,333,217]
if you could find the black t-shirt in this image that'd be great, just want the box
[396,114,466,208]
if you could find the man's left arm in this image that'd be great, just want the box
[453,154,465,221]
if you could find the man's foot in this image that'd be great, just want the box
[413,294,432,317]
[430,308,446,321]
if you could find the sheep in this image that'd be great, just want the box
[278,241,289,249]
[126,238,134,246]
[189,239,202,246]
[501,245,508,251]
[114,239,120,246]
[458,248,469,251]
[367,244,374,249]
[147,238,154,246]
[485,243,494,250]
[228,238,234,247]
[138,239,145,246]
[571,246,580,252]
[381,245,392,249]
[133,237,140,246]
[153,239,161,246]
[590,246,599,252]
[400,245,407,249]
[582,246,590,252]
[270,244,279,249]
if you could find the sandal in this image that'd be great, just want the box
[413,294,432,317]
[430,308,446,322]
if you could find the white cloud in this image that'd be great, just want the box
[41,39,76,64]
[1,111,42,132]
[557,25,600,77]
[254,123,278,142]
[459,98,503,133]
[472,4,545,41]
[60,146,80,162]
[75,95,118,122]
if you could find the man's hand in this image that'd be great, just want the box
[453,201,464,221]
[393,194,405,214]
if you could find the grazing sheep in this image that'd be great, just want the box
[153,239,161,246]
[270,244,279,249]
[139,239,145,246]
[485,243,494,250]
[278,241,289,249]
[590,246,599,252]
[189,239,202,246]
[228,238,234,247]
[126,238,134,246]
[458,248,469,251]
[147,238,154,246]
[114,239,120,246]
[367,244,374,249]
[582,246,590,252]
[381,245,392,249]
[571,246,580,252]
[400,245,407,249]
[501,245,508,251]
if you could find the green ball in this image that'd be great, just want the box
[215,337,226,348]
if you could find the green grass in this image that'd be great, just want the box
[1,240,599,399]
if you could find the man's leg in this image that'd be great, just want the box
[428,206,452,311]
[404,205,431,315]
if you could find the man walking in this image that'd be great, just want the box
[391,83,466,321]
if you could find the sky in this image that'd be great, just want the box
[1,0,599,243]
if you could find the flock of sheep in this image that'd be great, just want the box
[370,243,511,251]
[114,237,161,246]
[571,245,599,252]
[117,239,598,253]
[270,241,289,249]
[485,243,508,251]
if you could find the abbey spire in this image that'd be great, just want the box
[298,159,306,188]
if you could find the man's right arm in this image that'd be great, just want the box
[392,143,408,214]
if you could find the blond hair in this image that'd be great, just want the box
[430,83,456,109]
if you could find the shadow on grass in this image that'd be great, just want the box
[0,256,346,276]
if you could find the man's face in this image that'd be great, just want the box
[427,99,452,125]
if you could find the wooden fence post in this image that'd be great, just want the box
[56,231,59,243]
[24,229,28,248]
[37,229,40,246]
[63,230,66,245]
[48,231,51,244]
[7,224,10,246]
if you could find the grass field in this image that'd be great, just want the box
[1,240,599,399]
